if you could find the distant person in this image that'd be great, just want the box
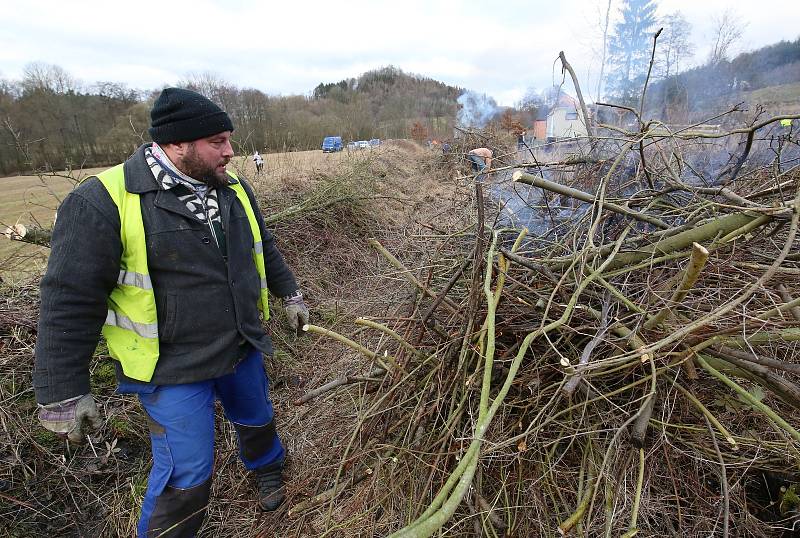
[468,147,493,172]
[442,141,451,154]
[517,131,526,150]
[253,150,264,173]
[34,88,309,536]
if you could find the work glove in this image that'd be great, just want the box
[38,394,102,444]
[283,291,309,332]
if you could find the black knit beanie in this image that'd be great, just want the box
[148,87,234,144]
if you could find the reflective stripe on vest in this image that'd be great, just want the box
[227,171,270,319]
[97,164,270,382]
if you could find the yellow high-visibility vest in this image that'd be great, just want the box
[96,164,269,382]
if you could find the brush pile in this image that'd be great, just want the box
[297,118,800,536]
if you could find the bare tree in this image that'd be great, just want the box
[21,62,78,94]
[708,9,746,65]
[178,71,238,112]
[595,0,613,105]
[657,11,694,79]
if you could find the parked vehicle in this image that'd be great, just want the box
[369,138,381,146]
[346,141,357,151]
[322,136,343,152]
[356,140,369,149]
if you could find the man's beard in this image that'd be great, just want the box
[181,143,230,188]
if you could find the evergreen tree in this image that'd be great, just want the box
[605,0,658,104]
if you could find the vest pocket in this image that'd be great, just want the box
[158,291,178,342]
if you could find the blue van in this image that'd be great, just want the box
[322,136,343,152]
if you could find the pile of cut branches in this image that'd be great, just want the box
[293,115,800,536]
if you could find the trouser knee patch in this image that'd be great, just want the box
[144,410,165,436]
[236,420,277,462]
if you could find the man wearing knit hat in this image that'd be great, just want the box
[33,87,308,536]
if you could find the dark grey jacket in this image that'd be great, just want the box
[33,144,298,404]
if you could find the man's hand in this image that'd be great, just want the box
[283,291,309,332]
[38,394,102,443]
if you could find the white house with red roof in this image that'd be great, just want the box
[545,93,588,141]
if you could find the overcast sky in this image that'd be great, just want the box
[2,0,798,106]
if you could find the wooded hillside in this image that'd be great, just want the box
[0,65,461,176]
[645,38,800,122]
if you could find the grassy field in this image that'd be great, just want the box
[0,168,96,281]
[0,148,358,282]
[742,82,800,111]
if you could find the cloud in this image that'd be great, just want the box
[2,0,798,106]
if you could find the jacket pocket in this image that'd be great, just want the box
[157,291,178,342]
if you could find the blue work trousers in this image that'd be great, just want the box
[468,154,486,172]
[118,347,285,537]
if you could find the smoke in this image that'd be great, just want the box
[457,90,500,128]
[490,169,592,237]
[679,129,800,186]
